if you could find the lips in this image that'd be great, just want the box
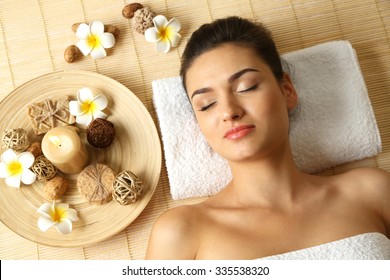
[224,125,255,140]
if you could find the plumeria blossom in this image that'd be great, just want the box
[69,87,108,126]
[76,20,115,59]
[0,149,36,188]
[145,15,181,53]
[37,201,79,235]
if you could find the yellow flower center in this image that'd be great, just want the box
[81,101,96,114]
[7,161,22,175]
[51,206,66,222]
[160,27,173,42]
[87,34,101,48]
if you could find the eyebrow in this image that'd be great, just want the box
[190,68,260,100]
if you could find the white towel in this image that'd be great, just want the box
[258,232,390,260]
[152,41,381,200]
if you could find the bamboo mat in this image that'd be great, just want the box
[0,0,390,260]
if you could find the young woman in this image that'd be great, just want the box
[146,16,390,259]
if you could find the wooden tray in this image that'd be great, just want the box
[0,70,161,247]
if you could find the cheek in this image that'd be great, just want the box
[196,114,218,138]
[247,94,277,119]
[195,114,222,151]
[247,91,290,132]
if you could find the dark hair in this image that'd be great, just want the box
[180,16,284,92]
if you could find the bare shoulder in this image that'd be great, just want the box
[337,167,390,194]
[335,167,390,232]
[145,204,202,260]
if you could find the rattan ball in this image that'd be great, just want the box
[31,155,57,182]
[112,170,143,205]
[86,118,115,148]
[2,128,30,152]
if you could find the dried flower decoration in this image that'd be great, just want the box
[37,201,78,235]
[132,7,155,34]
[69,87,108,126]
[145,15,181,53]
[76,21,115,59]
[122,3,154,35]
[0,149,36,188]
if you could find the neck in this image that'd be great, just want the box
[225,141,310,208]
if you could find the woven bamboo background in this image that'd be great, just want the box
[0,0,389,260]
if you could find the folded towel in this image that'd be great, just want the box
[152,41,381,200]
[258,232,390,260]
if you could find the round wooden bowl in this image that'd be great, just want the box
[0,70,162,247]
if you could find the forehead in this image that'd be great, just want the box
[185,44,268,89]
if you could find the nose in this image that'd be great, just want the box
[221,95,244,122]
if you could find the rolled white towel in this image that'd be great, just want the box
[258,232,390,260]
[152,41,381,200]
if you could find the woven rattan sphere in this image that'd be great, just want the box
[31,155,57,182]
[112,170,143,205]
[2,128,30,152]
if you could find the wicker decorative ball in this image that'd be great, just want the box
[112,170,143,205]
[86,118,115,148]
[2,128,30,152]
[31,155,57,182]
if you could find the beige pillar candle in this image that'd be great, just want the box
[42,127,88,174]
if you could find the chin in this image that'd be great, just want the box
[219,147,263,163]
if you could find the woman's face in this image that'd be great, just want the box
[186,44,297,163]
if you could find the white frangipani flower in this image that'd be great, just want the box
[145,15,181,53]
[0,149,36,188]
[76,21,115,59]
[69,87,108,126]
[37,201,79,235]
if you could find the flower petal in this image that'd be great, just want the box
[21,169,36,185]
[100,33,115,48]
[78,87,94,103]
[155,39,171,53]
[90,45,107,59]
[93,110,108,120]
[153,15,168,31]
[145,27,161,43]
[0,162,8,178]
[17,152,35,168]
[5,174,21,188]
[166,18,181,32]
[65,209,79,222]
[69,100,85,116]
[38,216,56,232]
[90,21,105,35]
[55,219,72,234]
[75,23,90,40]
[168,32,181,48]
[37,202,53,216]
[92,95,108,110]
[76,39,93,56]
[1,149,17,165]
[76,113,93,126]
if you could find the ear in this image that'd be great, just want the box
[281,72,298,111]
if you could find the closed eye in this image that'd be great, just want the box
[199,101,217,111]
[237,84,258,93]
